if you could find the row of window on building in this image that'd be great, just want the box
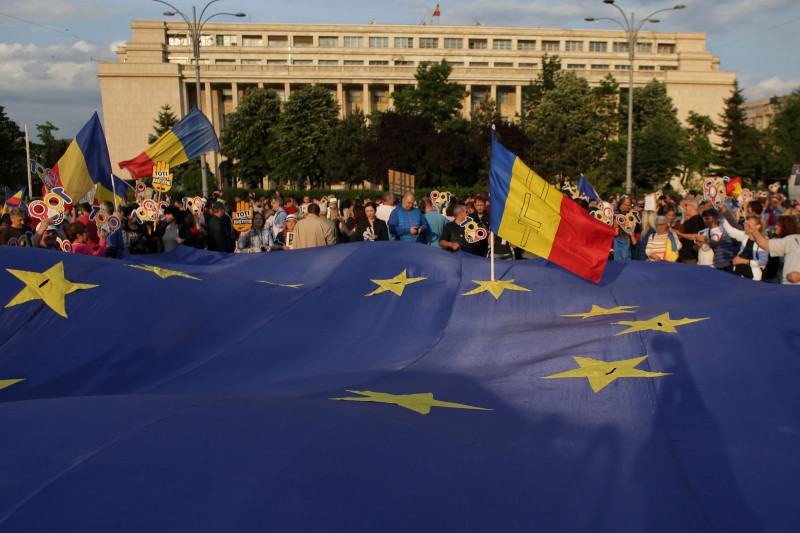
[167,34,677,54]
[171,56,679,71]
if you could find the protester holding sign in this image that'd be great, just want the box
[237,211,272,253]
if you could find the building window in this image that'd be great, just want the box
[167,56,189,64]
[167,34,189,46]
[343,36,363,48]
[319,36,338,47]
[369,60,389,65]
[293,36,313,47]
[241,59,261,65]
[266,59,287,65]
[498,92,510,104]
[374,89,387,103]
[517,39,536,50]
[493,39,512,50]
[591,64,609,70]
[419,37,438,48]
[566,63,586,69]
[613,42,629,53]
[198,34,214,47]
[242,35,263,47]
[268,36,288,47]
[215,58,235,64]
[615,64,630,70]
[637,42,652,53]
[216,35,237,46]
[394,37,413,48]
[448,61,464,66]
[519,62,536,68]
[660,65,678,71]
[468,39,487,49]
[343,60,364,65]
[589,41,607,52]
[495,62,513,67]
[541,40,559,51]
[565,40,583,52]
[658,43,676,54]
[292,59,312,65]
[369,36,388,48]
[469,61,489,67]
[319,60,338,66]
[444,38,463,49]
[395,60,414,66]
[639,65,655,71]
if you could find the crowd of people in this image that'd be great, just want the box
[1,186,799,285]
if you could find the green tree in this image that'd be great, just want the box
[148,104,179,144]
[521,55,562,121]
[679,112,717,187]
[524,72,607,183]
[473,94,501,127]
[391,60,465,128]
[321,108,371,188]
[272,85,339,187]
[768,89,800,176]
[32,121,70,169]
[716,82,763,181]
[220,87,282,186]
[0,106,27,190]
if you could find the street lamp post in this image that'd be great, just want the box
[153,0,245,198]
[586,0,685,195]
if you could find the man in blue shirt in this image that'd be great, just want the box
[420,197,445,248]
[388,192,430,243]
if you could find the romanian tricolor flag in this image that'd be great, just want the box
[95,173,131,208]
[2,187,27,216]
[118,107,220,179]
[52,113,113,204]
[433,4,441,16]
[489,133,615,283]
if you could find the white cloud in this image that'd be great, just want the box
[742,76,800,101]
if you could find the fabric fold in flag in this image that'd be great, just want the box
[578,174,602,202]
[118,107,220,179]
[489,132,615,283]
[52,113,113,203]
[95,174,131,207]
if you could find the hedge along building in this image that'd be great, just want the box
[98,20,736,182]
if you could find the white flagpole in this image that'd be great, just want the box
[490,232,495,281]
[24,125,32,200]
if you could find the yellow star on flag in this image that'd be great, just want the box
[461,279,530,300]
[0,379,24,391]
[561,305,638,319]
[543,355,670,392]
[612,312,707,336]
[331,390,491,415]
[127,264,200,280]
[5,262,98,318]
[256,280,303,289]
[365,269,426,296]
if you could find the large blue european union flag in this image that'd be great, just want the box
[0,243,797,532]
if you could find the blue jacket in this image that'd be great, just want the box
[389,206,430,243]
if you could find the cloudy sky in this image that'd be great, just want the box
[2,0,799,140]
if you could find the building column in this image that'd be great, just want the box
[464,84,472,118]
[232,82,239,108]
[284,82,291,102]
[516,85,523,117]
[363,83,370,114]
[388,83,395,109]
[337,83,344,118]
[490,84,497,103]
[258,82,264,89]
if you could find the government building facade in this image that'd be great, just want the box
[98,20,736,178]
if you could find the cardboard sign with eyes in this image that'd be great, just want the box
[182,196,206,214]
[29,159,59,192]
[28,187,72,225]
[430,190,452,211]
[703,177,728,206]
[132,198,165,224]
[615,211,642,235]
[88,205,121,236]
[135,180,156,203]
[769,182,780,194]
[460,216,487,243]
[561,183,589,202]
[592,202,615,226]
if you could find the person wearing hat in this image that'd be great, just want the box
[272,213,298,250]
[33,217,62,251]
